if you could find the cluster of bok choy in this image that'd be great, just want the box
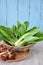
[0,21,43,46]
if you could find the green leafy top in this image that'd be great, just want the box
[0,21,43,46]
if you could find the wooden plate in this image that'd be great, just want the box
[7,50,30,62]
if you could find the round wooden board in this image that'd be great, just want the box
[7,50,30,62]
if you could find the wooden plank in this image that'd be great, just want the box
[7,0,17,27]
[40,0,43,32]
[18,0,30,23]
[0,0,6,26]
[29,0,41,28]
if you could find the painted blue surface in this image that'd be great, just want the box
[40,0,43,32]
[7,0,17,27]
[0,0,6,26]
[18,0,30,23]
[29,0,41,27]
[0,0,43,31]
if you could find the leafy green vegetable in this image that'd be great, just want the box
[0,26,15,39]
[12,21,29,39]
[18,21,29,35]
[16,21,21,29]
[34,32,43,37]
[34,32,43,42]
[0,29,15,45]
[0,21,43,46]
[16,36,38,46]
[12,25,21,39]
[23,21,29,30]
[15,27,40,46]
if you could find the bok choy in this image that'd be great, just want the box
[0,21,43,46]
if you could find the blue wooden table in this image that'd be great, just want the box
[0,0,43,31]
